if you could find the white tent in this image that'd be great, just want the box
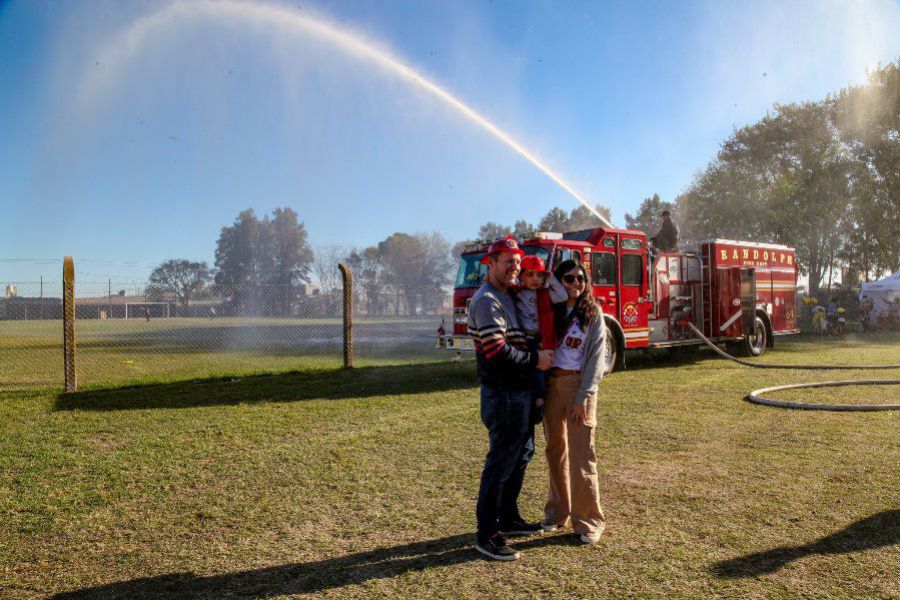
[859,270,900,328]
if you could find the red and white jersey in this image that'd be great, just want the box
[551,316,587,371]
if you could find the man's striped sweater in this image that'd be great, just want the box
[467,280,538,391]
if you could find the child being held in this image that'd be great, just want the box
[514,255,568,422]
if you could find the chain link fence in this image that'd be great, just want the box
[1,272,451,393]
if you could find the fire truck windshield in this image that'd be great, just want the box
[455,246,550,288]
[455,254,488,288]
[522,245,551,265]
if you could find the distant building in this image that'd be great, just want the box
[5,283,16,298]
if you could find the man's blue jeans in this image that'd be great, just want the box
[476,385,535,535]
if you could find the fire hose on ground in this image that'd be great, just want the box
[682,321,900,412]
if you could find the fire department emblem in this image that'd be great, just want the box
[623,302,639,326]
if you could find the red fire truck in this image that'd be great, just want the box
[437,226,800,374]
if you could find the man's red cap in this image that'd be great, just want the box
[520,255,547,272]
[480,236,525,264]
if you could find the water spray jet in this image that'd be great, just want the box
[84,0,613,228]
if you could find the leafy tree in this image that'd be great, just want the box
[677,101,856,295]
[832,60,900,275]
[214,207,315,313]
[377,233,428,314]
[418,232,454,312]
[266,207,314,285]
[214,209,262,308]
[677,163,766,243]
[262,207,314,314]
[347,232,454,315]
[625,193,676,237]
[537,204,612,232]
[450,240,470,259]
[477,222,512,240]
[537,207,569,232]
[512,220,534,236]
[145,259,210,306]
[343,247,388,315]
[567,204,613,230]
[312,246,346,315]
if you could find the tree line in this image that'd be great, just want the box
[145,207,457,316]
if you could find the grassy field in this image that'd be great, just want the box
[0,332,898,598]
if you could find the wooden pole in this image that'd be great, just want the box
[339,263,353,369]
[63,256,77,392]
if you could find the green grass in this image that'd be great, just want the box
[0,332,898,598]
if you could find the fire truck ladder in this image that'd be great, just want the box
[683,321,900,412]
[700,261,712,338]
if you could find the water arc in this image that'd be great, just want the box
[85,0,613,228]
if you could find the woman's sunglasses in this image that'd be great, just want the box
[562,274,586,284]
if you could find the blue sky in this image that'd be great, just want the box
[2,0,898,285]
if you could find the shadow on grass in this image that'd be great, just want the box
[53,532,579,598]
[54,362,478,411]
[711,509,899,578]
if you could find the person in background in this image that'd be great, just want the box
[826,298,839,335]
[812,305,827,335]
[467,236,553,561]
[541,259,607,544]
[650,210,679,252]
[859,295,873,332]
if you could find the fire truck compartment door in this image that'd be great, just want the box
[717,267,744,337]
[741,268,756,334]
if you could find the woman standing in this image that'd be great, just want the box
[542,259,607,543]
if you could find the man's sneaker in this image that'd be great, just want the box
[498,517,543,536]
[579,531,602,544]
[541,522,560,532]
[475,533,520,561]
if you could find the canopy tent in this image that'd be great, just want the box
[859,271,900,329]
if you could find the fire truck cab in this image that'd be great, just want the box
[438,227,800,374]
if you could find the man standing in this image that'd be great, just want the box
[468,236,553,561]
[650,210,679,252]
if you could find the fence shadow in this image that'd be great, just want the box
[54,362,478,412]
[52,532,578,599]
[711,509,900,578]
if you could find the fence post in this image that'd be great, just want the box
[338,263,353,368]
[63,256,77,392]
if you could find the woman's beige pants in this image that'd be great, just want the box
[542,373,605,536]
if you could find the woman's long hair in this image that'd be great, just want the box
[553,259,599,333]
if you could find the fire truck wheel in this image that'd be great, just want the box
[736,316,767,357]
[602,325,618,375]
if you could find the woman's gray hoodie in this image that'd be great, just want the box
[574,309,607,405]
